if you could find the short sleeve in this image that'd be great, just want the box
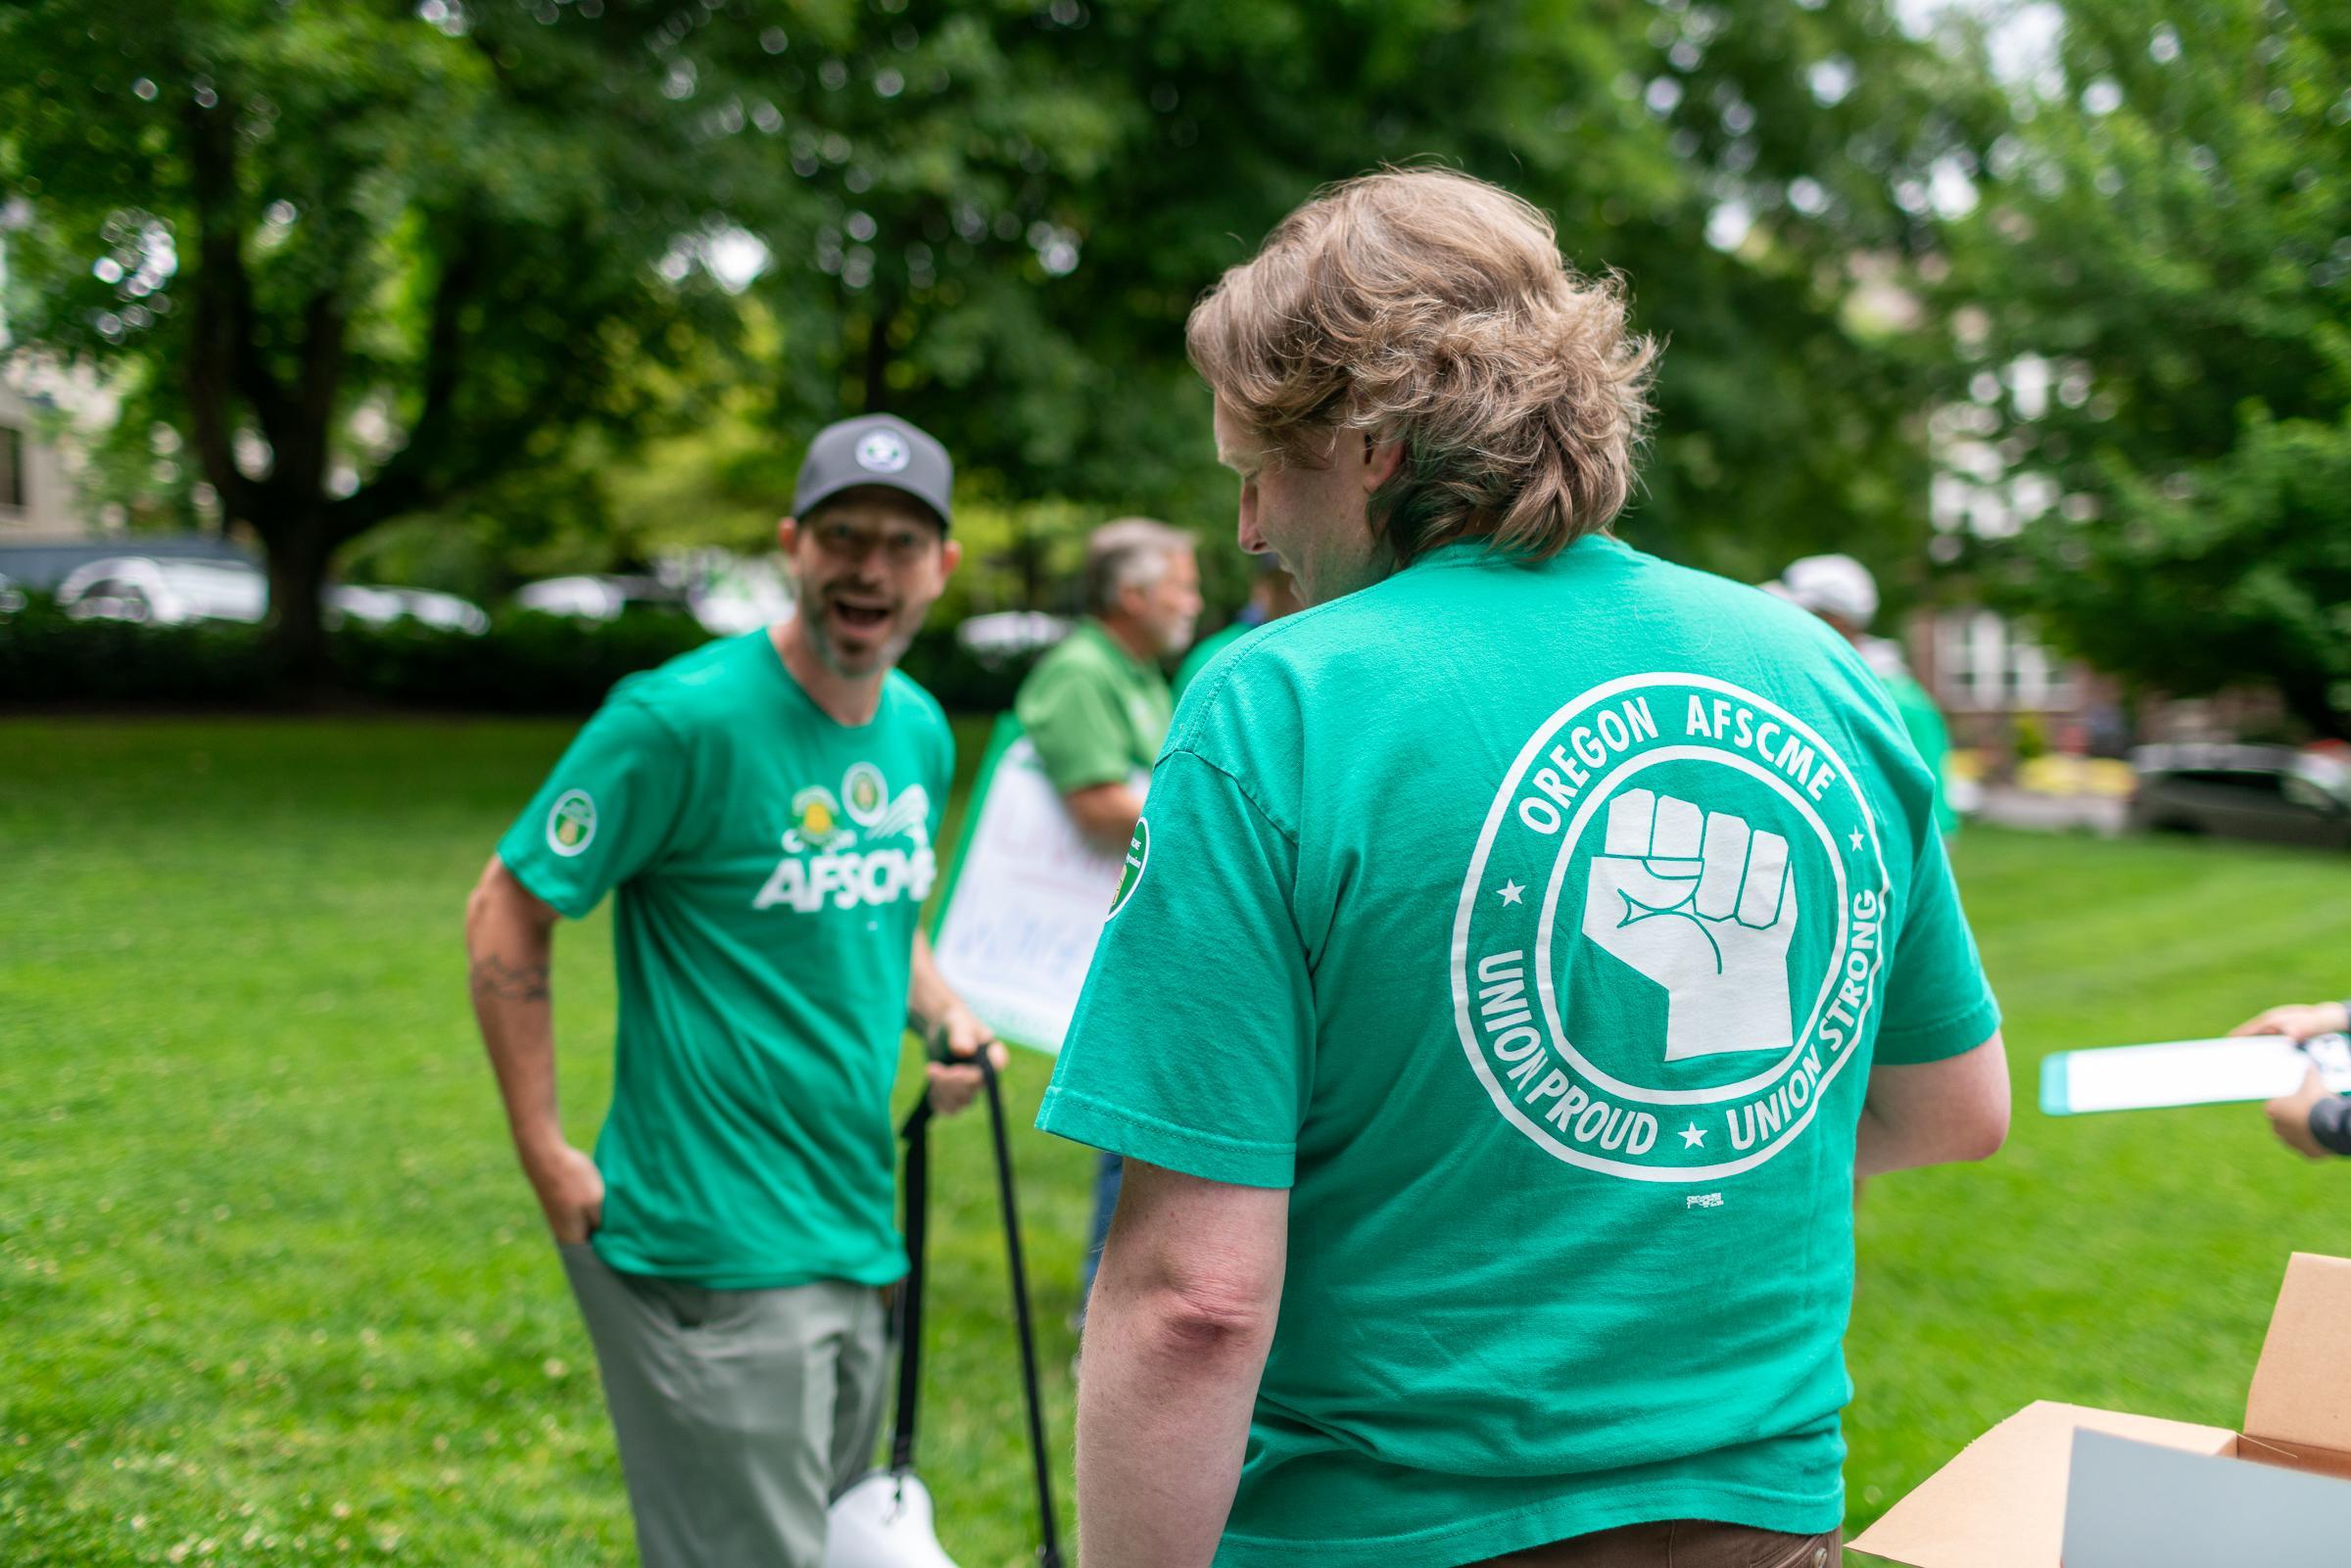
[1017,662,1136,795]
[1873,826,2000,1065]
[497,697,690,919]
[1034,748,1314,1187]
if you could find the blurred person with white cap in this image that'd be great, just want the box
[1767,553,1958,834]
[462,411,1005,1568]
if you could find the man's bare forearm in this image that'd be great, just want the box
[1076,1166,1286,1568]
[906,927,961,1038]
[1077,1286,1271,1566]
[465,861,564,1160]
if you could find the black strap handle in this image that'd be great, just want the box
[891,1054,1064,1568]
[891,1092,933,1476]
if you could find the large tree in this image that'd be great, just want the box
[7,0,2006,671]
[710,0,2009,591]
[0,0,816,679]
[1938,0,2351,735]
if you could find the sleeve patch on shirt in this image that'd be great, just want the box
[547,789,599,857]
[1109,817,1149,917]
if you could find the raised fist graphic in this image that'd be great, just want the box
[1579,788,1799,1062]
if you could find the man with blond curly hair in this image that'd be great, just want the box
[1035,168,2011,1567]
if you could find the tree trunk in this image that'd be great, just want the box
[861,298,896,413]
[262,517,333,696]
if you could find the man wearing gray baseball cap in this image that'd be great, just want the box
[464,410,1003,1567]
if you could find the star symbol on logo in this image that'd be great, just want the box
[1496,879,1526,906]
[1847,829,1863,851]
[1680,1122,1707,1149]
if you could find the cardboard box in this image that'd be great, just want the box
[1850,1253,2351,1567]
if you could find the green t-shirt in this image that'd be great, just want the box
[1883,666,1958,834]
[499,631,953,1290]
[1037,536,1998,1567]
[1174,618,1254,700]
[1013,617,1172,794]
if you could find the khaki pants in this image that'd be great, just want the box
[1468,1519,1841,1568]
[560,1242,889,1568]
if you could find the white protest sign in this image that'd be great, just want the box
[931,717,1139,1054]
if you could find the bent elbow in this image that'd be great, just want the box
[1960,1121,2007,1164]
[1956,1100,2010,1164]
[1149,1282,1278,1361]
[464,866,501,945]
[466,857,545,945]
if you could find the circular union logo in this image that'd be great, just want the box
[842,762,888,827]
[1450,674,1892,1183]
[547,789,598,858]
[1108,818,1149,918]
[792,784,849,849]
[854,430,910,474]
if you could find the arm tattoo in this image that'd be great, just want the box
[470,953,552,1004]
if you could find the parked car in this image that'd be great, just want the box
[512,574,690,622]
[0,534,259,594]
[56,556,267,625]
[2127,743,2351,850]
[956,610,1070,663]
[328,584,490,636]
[681,556,793,637]
[56,554,489,637]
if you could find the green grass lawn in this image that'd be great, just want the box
[3,718,2349,1566]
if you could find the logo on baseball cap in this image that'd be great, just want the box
[794,413,952,530]
[854,429,910,473]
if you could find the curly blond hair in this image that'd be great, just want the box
[1186,168,1657,565]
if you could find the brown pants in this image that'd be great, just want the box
[1467,1519,1841,1568]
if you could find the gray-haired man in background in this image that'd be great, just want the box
[1013,517,1201,1329]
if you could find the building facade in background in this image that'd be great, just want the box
[0,381,77,535]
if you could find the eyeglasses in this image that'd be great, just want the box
[808,518,938,566]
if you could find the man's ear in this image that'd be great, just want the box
[938,537,964,580]
[778,515,799,553]
[1363,434,1406,494]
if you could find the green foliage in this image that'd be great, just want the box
[0,0,795,672]
[2000,408,2351,733]
[1941,0,2351,734]
[0,597,279,703]
[794,0,2008,586]
[2010,710,2048,763]
[0,595,713,712]
[0,597,1052,714]
[5,0,2013,673]
[327,607,716,712]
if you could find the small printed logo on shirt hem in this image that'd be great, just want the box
[547,789,598,857]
